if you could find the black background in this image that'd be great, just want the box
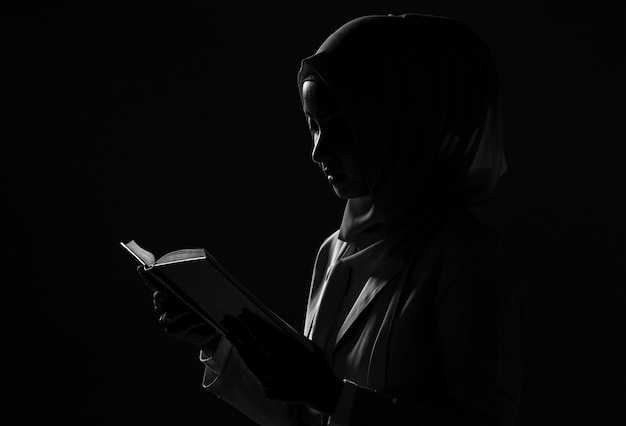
[4,1,625,425]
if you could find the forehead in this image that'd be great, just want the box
[302,79,340,115]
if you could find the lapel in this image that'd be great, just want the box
[307,242,353,350]
[333,257,406,348]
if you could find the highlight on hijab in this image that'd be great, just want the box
[297,13,506,249]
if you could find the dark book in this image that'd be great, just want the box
[120,240,313,352]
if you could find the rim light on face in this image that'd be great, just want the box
[302,79,368,199]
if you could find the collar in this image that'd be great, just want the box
[337,206,462,278]
[339,235,407,279]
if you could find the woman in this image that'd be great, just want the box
[143,13,524,426]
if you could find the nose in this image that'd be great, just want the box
[311,133,334,165]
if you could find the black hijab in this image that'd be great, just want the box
[297,14,506,250]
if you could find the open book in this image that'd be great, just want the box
[121,240,313,352]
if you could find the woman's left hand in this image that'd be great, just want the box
[221,309,344,415]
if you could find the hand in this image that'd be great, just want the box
[221,309,344,415]
[137,266,221,356]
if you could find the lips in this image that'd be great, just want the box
[324,169,346,184]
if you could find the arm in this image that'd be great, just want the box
[199,234,341,426]
[139,268,306,426]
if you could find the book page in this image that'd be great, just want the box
[156,248,206,266]
[121,240,156,266]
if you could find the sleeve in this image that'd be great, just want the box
[199,336,232,387]
[328,379,358,425]
[328,231,524,426]
[199,337,298,426]
[197,232,342,426]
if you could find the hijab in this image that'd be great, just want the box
[297,14,506,253]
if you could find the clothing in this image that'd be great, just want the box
[200,206,524,425]
[201,13,522,426]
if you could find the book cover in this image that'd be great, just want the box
[120,240,313,352]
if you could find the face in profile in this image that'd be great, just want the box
[301,79,368,200]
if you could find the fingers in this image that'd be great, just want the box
[153,290,165,314]
[162,312,214,336]
[158,312,170,326]
[152,289,187,316]
[140,269,220,353]
[152,290,216,334]
[157,306,206,333]
[158,311,221,352]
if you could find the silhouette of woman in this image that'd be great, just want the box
[143,13,524,426]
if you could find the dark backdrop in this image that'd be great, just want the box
[4,1,625,425]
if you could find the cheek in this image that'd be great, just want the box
[344,155,362,174]
[343,154,368,189]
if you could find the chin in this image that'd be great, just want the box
[332,185,365,200]
[333,189,350,200]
